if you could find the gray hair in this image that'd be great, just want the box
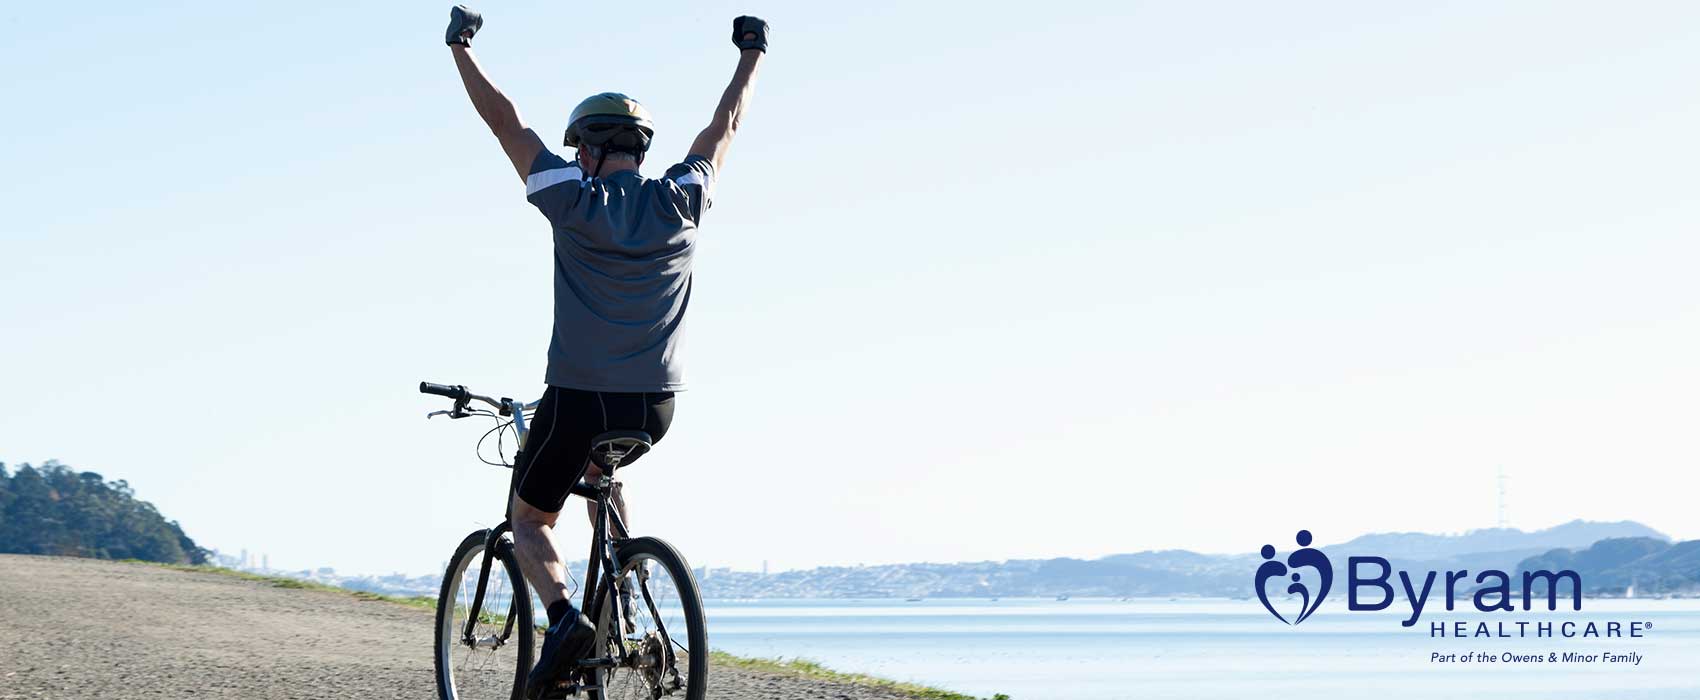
[581,146,639,163]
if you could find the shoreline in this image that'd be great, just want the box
[120,558,1000,700]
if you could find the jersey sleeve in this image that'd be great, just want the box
[663,155,716,223]
[525,148,585,223]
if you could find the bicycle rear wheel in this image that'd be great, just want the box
[435,529,535,700]
[590,536,707,700]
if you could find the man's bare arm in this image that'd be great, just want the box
[451,44,543,182]
[689,19,768,173]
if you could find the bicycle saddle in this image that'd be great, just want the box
[588,430,652,470]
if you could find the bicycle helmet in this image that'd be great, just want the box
[564,92,655,166]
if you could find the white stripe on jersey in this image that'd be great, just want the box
[526,166,584,195]
[674,171,714,199]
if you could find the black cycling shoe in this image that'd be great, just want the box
[525,612,597,700]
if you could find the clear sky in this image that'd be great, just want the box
[3,1,1697,576]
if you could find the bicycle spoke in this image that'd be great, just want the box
[601,553,695,699]
[439,542,529,700]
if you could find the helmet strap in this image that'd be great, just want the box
[592,150,608,179]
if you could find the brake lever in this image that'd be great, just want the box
[427,395,479,421]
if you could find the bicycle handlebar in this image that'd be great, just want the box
[419,381,538,417]
[420,381,498,412]
[423,382,472,399]
[419,382,470,401]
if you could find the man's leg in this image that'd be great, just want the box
[508,387,600,698]
[510,492,572,615]
[512,490,597,698]
[510,386,594,630]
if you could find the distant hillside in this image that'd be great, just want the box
[690,520,1672,599]
[1329,520,1668,562]
[1311,520,1674,592]
[0,461,206,565]
[1515,537,1700,596]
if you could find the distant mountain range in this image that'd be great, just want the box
[1327,519,1667,568]
[1515,536,1700,596]
[693,520,1694,599]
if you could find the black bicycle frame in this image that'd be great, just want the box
[576,479,629,648]
[459,466,678,679]
[459,478,633,653]
[575,477,682,673]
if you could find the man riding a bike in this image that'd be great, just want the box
[444,6,767,697]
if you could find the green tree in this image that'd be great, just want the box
[0,463,12,530]
[0,461,206,565]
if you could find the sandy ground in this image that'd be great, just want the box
[0,554,924,700]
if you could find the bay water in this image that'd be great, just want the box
[703,597,1700,699]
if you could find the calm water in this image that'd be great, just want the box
[702,598,1700,700]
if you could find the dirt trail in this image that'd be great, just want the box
[0,555,919,700]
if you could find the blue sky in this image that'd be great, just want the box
[3,1,1698,576]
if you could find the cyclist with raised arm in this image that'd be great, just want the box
[444,6,767,697]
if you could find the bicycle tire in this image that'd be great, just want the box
[589,536,707,700]
[435,529,535,700]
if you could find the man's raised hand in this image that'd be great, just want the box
[732,16,769,53]
[446,5,482,47]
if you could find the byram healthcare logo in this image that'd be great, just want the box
[1255,530,1332,625]
[1252,529,1621,637]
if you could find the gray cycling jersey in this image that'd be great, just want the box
[524,148,715,392]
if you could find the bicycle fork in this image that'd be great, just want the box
[462,522,517,647]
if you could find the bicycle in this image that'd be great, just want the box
[420,381,707,700]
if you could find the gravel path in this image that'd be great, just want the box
[0,555,924,700]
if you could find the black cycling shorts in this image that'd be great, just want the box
[511,386,675,513]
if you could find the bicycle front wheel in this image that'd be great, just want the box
[591,536,707,700]
[435,529,535,700]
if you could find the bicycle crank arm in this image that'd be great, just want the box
[541,681,601,699]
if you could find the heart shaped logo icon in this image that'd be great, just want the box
[1255,530,1333,625]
